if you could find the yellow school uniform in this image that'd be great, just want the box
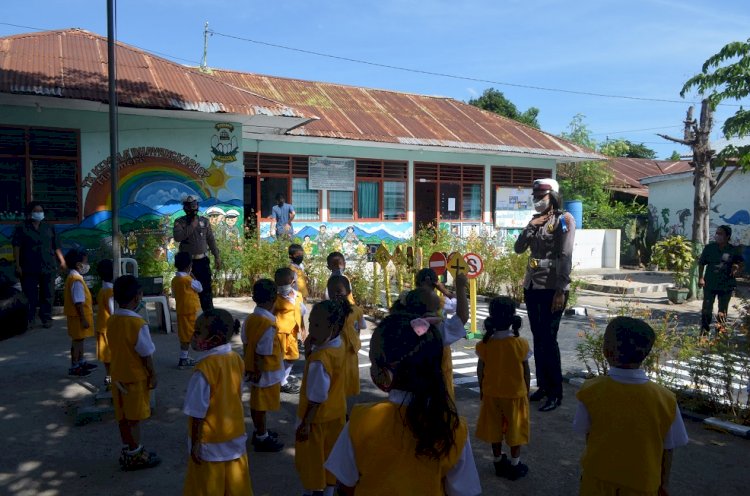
[273,292,303,361]
[184,352,252,496]
[341,305,363,397]
[290,263,309,300]
[295,342,347,490]
[95,284,114,363]
[64,272,94,340]
[108,313,151,421]
[244,313,283,411]
[172,273,201,344]
[348,401,468,495]
[475,335,531,446]
[577,376,676,494]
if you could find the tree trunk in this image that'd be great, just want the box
[691,99,714,247]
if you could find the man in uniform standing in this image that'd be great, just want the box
[698,225,744,336]
[173,196,221,311]
[514,178,575,412]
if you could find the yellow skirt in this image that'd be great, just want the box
[96,331,111,364]
[278,333,299,361]
[250,384,281,412]
[183,452,253,496]
[294,417,345,491]
[177,313,197,344]
[580,474,659,496]
[67,315,94,340]
[475,395,530,446]
[112,380,151,422]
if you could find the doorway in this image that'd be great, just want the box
[414,181,437,230]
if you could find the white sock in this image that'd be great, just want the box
[282,363,293,384]
[511,456,520,466]
[493,455,505,463]
[256,432,268,441]
[180,350,189,359]
[127,445,143,455]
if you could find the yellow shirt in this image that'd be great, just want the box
[290,264,309,299]
[96,285,114,335]
[348,400,468,495]
[273,293,303,336]
[64,272,93,322]
[192,352,246,444]
[108,313,149,382]
[577,376,676,492]
[341,305,363,354]
[171,274,200,316]
[243,313,282,373]
[297,343,346,424]
[476,335,530,398]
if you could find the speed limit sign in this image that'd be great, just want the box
[464,253,484,279]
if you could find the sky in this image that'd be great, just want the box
[2,0,749,159]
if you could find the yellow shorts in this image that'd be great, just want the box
[67,316,94,340]
[250,384,281,412]
[177,313,197,344]
[475,396,530,446]
[295,417,346,490]
[112,380,151,421]
[96,332,111,364]
[580,474,659,496]
[183,452,253,496]
[345,351,360,397]
[278,333,299,361]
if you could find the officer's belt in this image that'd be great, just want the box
[192,254,207,260]
[529,258,556,269]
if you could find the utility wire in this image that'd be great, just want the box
[591,125,684,136]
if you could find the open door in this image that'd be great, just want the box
[414,181,438,231]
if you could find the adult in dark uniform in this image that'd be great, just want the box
[173,196,222,311]
[514,179,575,412]
[12,202,67,328]
[698,225,744,336]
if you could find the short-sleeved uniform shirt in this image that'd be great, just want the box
[699,242,744,291]
[12,220,60,273]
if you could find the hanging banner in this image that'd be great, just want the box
[308,156,356,191]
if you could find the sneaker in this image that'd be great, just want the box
[287,375,300,384]
[81,362,98,371]
[178,357,196,369]
[298,339,305,353]
[505,462,529,481]
[493,454,510,477]
[68,366,92,377]
[120,447,161,471]
[539,397,562,412]
[252,430,279,445]
[254,434,284,452]
[280,382,300,394]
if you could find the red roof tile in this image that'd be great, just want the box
[607,157,692,196]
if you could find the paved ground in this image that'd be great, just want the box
[1,288,748,495]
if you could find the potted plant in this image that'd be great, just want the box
[651,235,695,304]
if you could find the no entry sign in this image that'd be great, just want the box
[429,252,447,276]
[464,253,484,279]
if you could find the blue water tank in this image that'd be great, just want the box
[564,200,583,229]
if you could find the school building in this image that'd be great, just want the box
[0,28,601,262]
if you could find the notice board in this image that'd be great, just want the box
[494,186,534,228]
[308,156,356,191]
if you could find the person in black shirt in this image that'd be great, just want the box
[698,225,744,336]
[12,202,67,328]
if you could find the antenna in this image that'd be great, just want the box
[201,21,209,71]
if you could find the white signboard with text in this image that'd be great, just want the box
[308,156,356,191]
[495,186,535,228]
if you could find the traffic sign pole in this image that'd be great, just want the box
[469,278,478,337]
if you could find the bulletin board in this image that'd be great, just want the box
[494,186,534,228]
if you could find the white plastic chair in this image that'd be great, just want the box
[117,258,172,333]
[120,257,138,277]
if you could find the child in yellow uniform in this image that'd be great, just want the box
[289,243,309,350]
[183,308,253,495]
[323,251,355,305]
[171,251,203,369]
[64,248,97,377]
[242,278,284,453]
[476,296,532,480]
[326,275,366,399]
[273,267,305,394]
[295,299,351,496]
[109,275,160,471]
[325,312,481,495]
[574,317,689,495]
[95,259,115,389]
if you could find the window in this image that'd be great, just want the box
[0,126,80,222]
[490,166,551,220]
[329,159,408,221]
[330,191,354,220]
[292,178,319,220]
[244,153,321,220]
[383,181,406,220]
[414,162,484,221]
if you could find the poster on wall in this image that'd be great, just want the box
[308,157,355,191]
[495,186,535,228]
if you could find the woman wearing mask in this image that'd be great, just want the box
[12,202,66,328]
[513,179,575,412]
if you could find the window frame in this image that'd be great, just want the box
[0,124,82,224]
[413,162,484,222]
[327,159,408,222]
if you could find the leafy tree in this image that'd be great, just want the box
[668,150,682,161]
[468,88,541,128]
[600,139,657,159]
[557,114,611,204]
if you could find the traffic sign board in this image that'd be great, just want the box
[447,252,468,278]
[374,244,391,266]
[464,253,484,279]
[428,252,447,276]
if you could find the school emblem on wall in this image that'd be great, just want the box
[210,123,239,163]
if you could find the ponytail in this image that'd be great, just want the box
[512,315,522,337]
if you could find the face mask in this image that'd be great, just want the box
[31,212,44,222]
[533,198,550,213]
[135,300,145,313]
[291,256,304,265]
[278,284,292,296]
[193,334,221,352]
[78,263,90,275]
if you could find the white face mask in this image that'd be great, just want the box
[533,198,550,213]
[278,284,292,296]
[78,263,90,275]
[31,212,44,222]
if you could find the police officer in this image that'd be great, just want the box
[514,178,575,412]
[173,196,221,311]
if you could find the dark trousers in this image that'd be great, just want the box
[21,271,55,323]
[701,288,733,334]
[191,257,214,311]
[524,288,567,399]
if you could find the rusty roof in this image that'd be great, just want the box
[209,69,603,160]
[607,157,692,197]
[0,29,308,118]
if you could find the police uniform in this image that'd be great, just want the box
[513,179,575,408]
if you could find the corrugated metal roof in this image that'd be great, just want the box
[210,70,603,160]
[607,157,693,196]
[0,29,309,118]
